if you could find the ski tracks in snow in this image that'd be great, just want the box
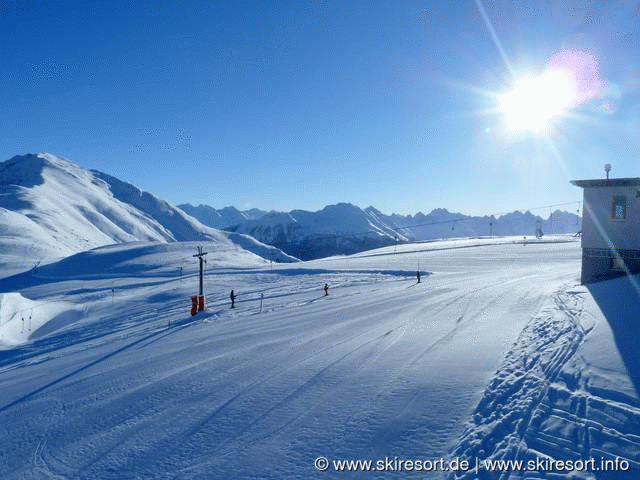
[448,286,599,479]
[20,398,68,480]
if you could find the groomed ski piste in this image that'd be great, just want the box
[0,235,638,479]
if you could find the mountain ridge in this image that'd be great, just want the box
[180,202,581,260]
[0,153,297,273]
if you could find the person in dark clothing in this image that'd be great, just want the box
[230,289,236,308]
[417,270,421,283]
[324,283,329,296]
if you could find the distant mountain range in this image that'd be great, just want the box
[0,153,297,273]
[0,153,581,270]
[178,204,268,230]
[179,203,581,260]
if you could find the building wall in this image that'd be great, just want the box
[582,185,640,250]
[580,184,640,283]
[581,252,611,284]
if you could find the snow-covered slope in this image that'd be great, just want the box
[0,240,275,348]
[190,201,580,260]
[0,153,297,270]
[0,154,174,257]
[2,236,638,479]
[450,275,640,480]
[0,292,78,347]
[9,236,636,480]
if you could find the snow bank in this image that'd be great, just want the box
[0,293,79,348]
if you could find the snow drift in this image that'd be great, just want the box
[0,292,79,348]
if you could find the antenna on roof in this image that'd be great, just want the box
[605,163,612,180]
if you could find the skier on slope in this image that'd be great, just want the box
[417,270,421,283]
[324,283,329,296]
[230,289,236,309]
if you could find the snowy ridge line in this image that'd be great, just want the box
[375,205,580,236]
[448,286,587,480]
[0,153,298,268]
[229,202,580,239]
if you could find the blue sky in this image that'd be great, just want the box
[2,1,639,216]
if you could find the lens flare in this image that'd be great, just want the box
[499,70,578,133]
[498,50,604,134]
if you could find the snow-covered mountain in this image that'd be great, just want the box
[0,153,296,272]
[177,204,267,230]
[186,202,580,260]
[226,203,411,260]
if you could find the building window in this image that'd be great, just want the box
[612,194,627,220]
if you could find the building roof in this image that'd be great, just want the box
[570,178,640,188]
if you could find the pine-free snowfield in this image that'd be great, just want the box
[0,236,625,479]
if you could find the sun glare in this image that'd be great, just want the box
[499,69,578,134]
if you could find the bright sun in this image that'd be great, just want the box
[499,69,578,134]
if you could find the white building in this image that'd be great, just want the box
[571,177,640,284]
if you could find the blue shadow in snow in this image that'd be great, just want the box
[586,276,640,400]
[0,320,188,415]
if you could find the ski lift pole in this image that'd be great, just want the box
[193,246,208,313]
[194,246,208,296]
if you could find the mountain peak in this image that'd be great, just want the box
[364,206,382,215]
[321,202,359,212]
[0,153,298,268]
[1,152,91,189]
[3,152,78,170]
[428,208,451,216]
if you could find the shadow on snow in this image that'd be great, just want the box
[587,276,640,400]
